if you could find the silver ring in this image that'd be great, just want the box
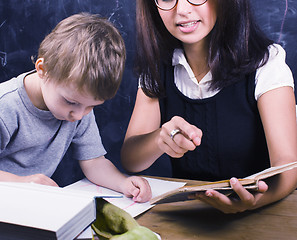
[170,129,180,140]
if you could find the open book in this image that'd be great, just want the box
[65,177,185,218]
[0,182,120,240]
[150,161,297,205]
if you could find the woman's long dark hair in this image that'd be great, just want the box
[135,0,274,98]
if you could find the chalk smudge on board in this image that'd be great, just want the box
[278,0,288,43]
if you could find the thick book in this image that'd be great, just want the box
[150,161,297,204]
[0,181,120,240]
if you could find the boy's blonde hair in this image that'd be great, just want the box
[38,12,126,100]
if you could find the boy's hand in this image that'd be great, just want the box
[121,176,152,203]
[21,174,59,187]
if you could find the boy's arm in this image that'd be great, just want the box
[0,170,58,186]
[79,156,152,202]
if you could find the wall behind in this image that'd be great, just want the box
[251,0,297,83]
[0,0,296,186]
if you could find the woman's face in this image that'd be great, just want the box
[157,0,217,47]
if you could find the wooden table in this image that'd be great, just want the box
[136,179,297,240]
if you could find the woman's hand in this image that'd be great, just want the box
[191,178,268,214]
[158,116,203,158]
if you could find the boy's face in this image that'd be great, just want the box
[41,80,104,122]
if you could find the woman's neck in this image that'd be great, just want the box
[183,41,209,82]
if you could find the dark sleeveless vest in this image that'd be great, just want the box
[159,64,270,181]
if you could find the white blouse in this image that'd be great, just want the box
[172,44,294,101]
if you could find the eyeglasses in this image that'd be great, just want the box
[154,0,208,11]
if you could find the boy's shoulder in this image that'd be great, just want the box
[0,71,31,117]
[0,71,29,99]
[0,77,18,97]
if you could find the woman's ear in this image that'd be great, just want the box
[35,58,46,79]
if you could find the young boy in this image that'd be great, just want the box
[0,13,151,202]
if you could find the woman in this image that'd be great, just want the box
[121,0,297,213]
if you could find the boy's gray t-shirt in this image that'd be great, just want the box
[0,71,106,177]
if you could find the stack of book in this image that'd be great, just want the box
[0,182,119,240]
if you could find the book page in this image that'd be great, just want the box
[244,161,297,180]
[65,177,185,217]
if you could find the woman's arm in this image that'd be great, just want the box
[121,88,202,173]
[121,88,164,172]
[254,86,297,205]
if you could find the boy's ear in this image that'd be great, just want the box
[35,58,46,79]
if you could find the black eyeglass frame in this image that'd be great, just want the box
[154,0,208,11]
